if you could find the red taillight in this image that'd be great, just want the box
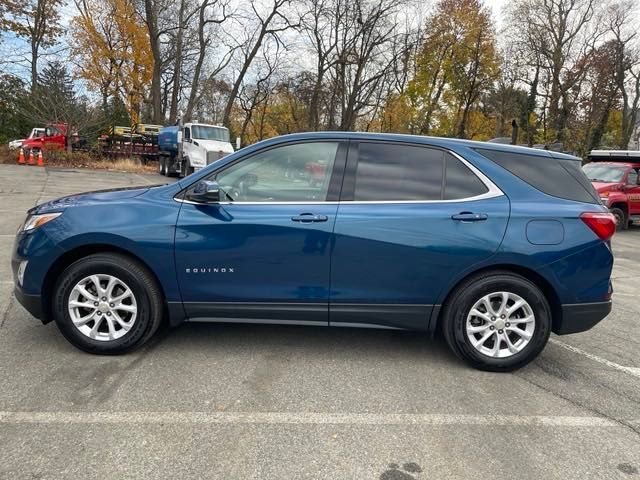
[580,212,616,241]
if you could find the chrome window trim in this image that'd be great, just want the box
[175,149,504,206]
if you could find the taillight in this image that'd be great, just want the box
[580,212,616,241]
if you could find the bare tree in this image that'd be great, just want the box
[221,0,299,129]
[184,0,234,121]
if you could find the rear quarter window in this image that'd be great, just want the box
[474,148,599,204]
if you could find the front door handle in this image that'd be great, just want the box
[291,213,328,223]
[451,212,488,222]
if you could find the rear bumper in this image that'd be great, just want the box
[554,301,612,335]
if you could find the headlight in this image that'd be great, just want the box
[21,212,63,232]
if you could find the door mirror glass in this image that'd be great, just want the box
[187,180,220,203]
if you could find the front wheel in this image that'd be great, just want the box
[158,157,166,176]
[52,253,164,354]
[610,207,628,230]
[442,271,551,372]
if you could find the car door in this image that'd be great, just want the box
[175,140,347,324]
[627,168,640,216]
[329,141,510,330]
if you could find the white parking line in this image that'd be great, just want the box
[0,411,632,427]
[549,338,640,379]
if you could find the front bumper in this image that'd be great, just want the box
[14,284,43,321]
[555,300,612,335]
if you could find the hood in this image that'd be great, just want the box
[592,181,621,193]
[193,139,234,153]
[32,185,156,214]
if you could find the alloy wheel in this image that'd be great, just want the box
[67,274,138,341]
[465,291,536,358]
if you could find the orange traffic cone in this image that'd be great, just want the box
[18,149,25,164]
[37,150,44,167]
[28,150,35,165]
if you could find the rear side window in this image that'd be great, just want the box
[444,153,488,200]
[354,143,443,201]
[475,148,598,204]
[353,143,490,201]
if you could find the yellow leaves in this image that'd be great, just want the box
[70,0,152,121]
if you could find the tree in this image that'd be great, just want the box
[0,0,65,89]
[221,0,298,130]
[21,61,99,151]
[0,74,33,143]
[71,0,153,124]
[406,0,499,138]
[505,0,602,143]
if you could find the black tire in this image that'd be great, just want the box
[159,157,166,176]
[52,253,164,354]
[610,207,628,230]
[441,271,551,372]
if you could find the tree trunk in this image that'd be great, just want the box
[169,0,186,123]
[144,0,163,124]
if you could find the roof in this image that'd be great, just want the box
[270,131,582,162]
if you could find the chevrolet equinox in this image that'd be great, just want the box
[12,133,615,371]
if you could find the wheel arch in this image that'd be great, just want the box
[431,264,562,334]
[41,244,168,324]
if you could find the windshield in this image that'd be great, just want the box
[191,125,229,142]
[582,164,626,183]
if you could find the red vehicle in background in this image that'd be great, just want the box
[584,150,640,229]
[20,123,81,153]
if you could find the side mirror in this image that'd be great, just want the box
[187,180,220,204]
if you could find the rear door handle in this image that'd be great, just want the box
[451,212,488,222]
[291,213,328,223]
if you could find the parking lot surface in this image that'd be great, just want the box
[0,164,639,479]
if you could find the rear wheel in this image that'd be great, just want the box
[442,271,551,372]
[52,253,163,354]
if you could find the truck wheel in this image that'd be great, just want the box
[610,207,628,230]
[52,253,164,354]
[158,157,166,176]
[441,271,551,372]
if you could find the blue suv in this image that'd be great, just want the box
[12,133,615,371]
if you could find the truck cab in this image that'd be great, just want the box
[158,123,234,177]
[8,128,46,150]
[584,150,640,229]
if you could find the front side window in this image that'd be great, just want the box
[627,170,638,186]
[214,142,339,202]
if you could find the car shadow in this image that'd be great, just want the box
[153,321,458,365]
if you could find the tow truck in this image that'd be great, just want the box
[584,150,640,229]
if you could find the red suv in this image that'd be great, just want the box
[584,151,640,229]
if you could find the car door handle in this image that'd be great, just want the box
[291,213,328,223]
[451,212,488,222]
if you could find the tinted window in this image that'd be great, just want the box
[475,148,598,204]
[214,142,338,202]
[354,143,444,201]
[444,153,488,200]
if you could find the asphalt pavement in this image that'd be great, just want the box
[0,164,638,479]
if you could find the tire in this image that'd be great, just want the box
[610,207,628,230]
[159,157,166,176]
[441,271,551,372]
[52,253,164,354]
